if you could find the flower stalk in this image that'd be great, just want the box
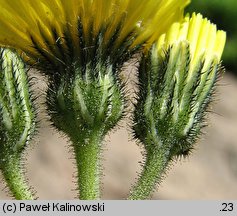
[129,147,169,200]
[71,133,102,199]
[1,155,34,200]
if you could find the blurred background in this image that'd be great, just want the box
[0,0,237,199]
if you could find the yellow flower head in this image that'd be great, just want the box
[156,13,226,69]
[133,13,226,163]
[0,0,189,72]
[143,13,226,140]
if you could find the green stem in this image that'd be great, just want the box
[1,155,34,200]
[72,133,102,200]
[128,148,169,200]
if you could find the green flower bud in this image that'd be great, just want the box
[46,61,125,199]
[130,13,226,199]
[47,62,124,147]
[0,48,36,199]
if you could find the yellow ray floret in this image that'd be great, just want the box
[0,0,190,66]
[156,13,226,66]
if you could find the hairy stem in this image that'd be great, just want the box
[1,155,34,200]
[72,133,102,200]
[128,148,169,200]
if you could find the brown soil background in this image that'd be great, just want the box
[0,69,237,200]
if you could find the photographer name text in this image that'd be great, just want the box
[2,202,105,213]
